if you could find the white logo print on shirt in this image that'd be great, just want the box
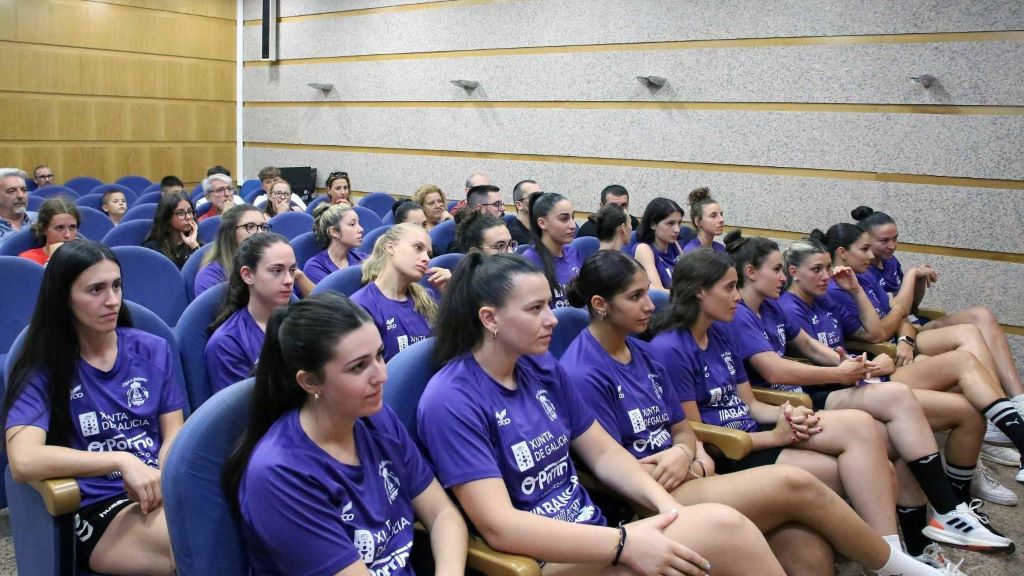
[70,385,84,400]
[721,352,736,376]
[495,409,511,426]
[123,377,149,408]
[511,441,535,472]
[536,390,558,422]
[79,411,100,437]
[354,529,376,563]
[340,501,355,522]
[385,317,397,331]
[379,461,401,504]
[627,409,647,434]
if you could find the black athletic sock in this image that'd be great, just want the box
[984,399,1024,463]
[906,452,959,514]
[896,506,930,556]
[943,461,975,505]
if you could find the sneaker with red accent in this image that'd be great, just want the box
[922,502,1015,552]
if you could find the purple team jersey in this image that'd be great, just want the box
[521,245,583,309]
[240,405,433,576]
[779,292,846,349]
[727,300,802,392]
[418,352,606,526]
[868,257,904,295]
[304,249,366,285]
[682,237,725,254]
[649,324,758,432]
[826,275,891,340]
[205,307,265,393]
[5,328,186,507]
[351,282,432,362]
[632,242,681,289]
[194,260,225,298]
[560,330,683,458]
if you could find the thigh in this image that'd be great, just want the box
[89,504,173,575]
[794,409,878,456]
[671,467,794,531]
[892,352,966,392]
[776,449,842,494]
[767,524,835,576]
[910,388,978,432]
[915,324,975,356]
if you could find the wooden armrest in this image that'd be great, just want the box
[30,477,81,516]
[690,422,752,460]
[915,307,945,321]
[844,340,897,360]
[468,535,542,576]
[753,388,812,410]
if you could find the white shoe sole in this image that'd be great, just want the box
[922,525,1016,552]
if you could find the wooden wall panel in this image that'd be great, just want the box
[90,0,235,20]
[0,143,235,184]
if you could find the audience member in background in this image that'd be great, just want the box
[455,211,514,255]
[352,223,449,361]
[19,197,79,265]
[0,168,33,240]
[325,171,352,206]
[683,187,725,253]
[304,203,365,285]
[522,192,581,309]
[195,205,268,298]
[253,167,306,212]
[206,165,231,178]
[206,233,296,394]
[159,176,185,197]
[418,252,787,576]
[3,240,183,575]
[412,184,452,231]
[143,192,199,269]
[449,172,489,216]
[633,197,686,293]
[577,184,640,239]
[197,174,243,222]
[590,203,632,252]
[101,187,128,225]
[33,164,55,188]
[262,179,300,217]
[507,179,541,246]
[223,293,468,575]
[459,184,504,223]
[391,199,427,228]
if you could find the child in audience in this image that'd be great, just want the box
[205,233,296,393]
[413,184,452,231]
[682,187,725,254]
[101,188,128,225]
[143,192,199,269]
[392,199,428,228]
[303,203,365,285]
[195,205,268,297]
[522,192,582,309]
[562,250,957,575]
[325,171,352,206]
[3,240,184,575]
[418,252,788,575]
[352,223,449,362]
[649,249,1012,558]
[632,197,685,292]
[589,203,631,252]
[455,211,515,255]
[223,293,468,575]
[19,197,79,265]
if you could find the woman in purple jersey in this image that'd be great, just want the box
[650,249,1011,565]
[419,252,784,575]
[589,203,631,253]
[455,211,516,255]
[223,293,467,576]
[682,187,725,254]
[195,204,270,298]
[206,233,297,394]
[853,206,1024,404]
[726,231,1010,558]
[633,197,685,293]
[522,192,582,309]
[304,203,366,285]
[561,249,958,576]
[3,240,184,575]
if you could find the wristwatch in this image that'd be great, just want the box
[897,335,916,349]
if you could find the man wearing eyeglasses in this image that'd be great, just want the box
[197,173,245,222]
[464,184,504,218]
[0,169,34,240]
[32,165,56,189]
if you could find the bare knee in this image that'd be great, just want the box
[838,409,886,447]
[770,464,829,507]
[687,502,755,536]
[966,306,998,329]
[876,382,922,420]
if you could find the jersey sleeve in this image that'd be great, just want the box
[824,292,863,338]
[4,372,51,432]
[728,308,774,362]
[205,331,256,393]
[571,365,623,445]
[554,361,597,439]
[417,380,503,489]
[650,332,697,405]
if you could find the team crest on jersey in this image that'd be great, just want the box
[776,324,787,346]
[616,385,625,399]
[536,390,558,421]
[721,352,736,375]
[353,529,375,563]
[648,374,663,399]
[122,377,149,408]
[379,460,401,504]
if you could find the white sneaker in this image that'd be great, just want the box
[970,462,1018,506]
[1016,466,1024,485]
[984,421,1012,446]
[980,443,1020,467]
[922,502,1015,552]
[915,543,967,575]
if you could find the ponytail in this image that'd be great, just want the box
[528,192,566,297]
[651,249,734,334]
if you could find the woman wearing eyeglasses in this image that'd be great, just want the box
[195,205,269,298]
[455,211,517,255]
[262,180,300,217]
[143,192,200,269]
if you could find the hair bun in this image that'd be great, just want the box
[723,229,745,253]
[850,205,875,221]
[688,187,711,204]
[808,229,827,243]
[565,277,587,308]
[312,202,332,220]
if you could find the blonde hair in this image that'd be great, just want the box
[312,202,356,249]
[412,184,446,207]
[361,223,438,324]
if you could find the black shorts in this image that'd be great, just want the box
[708,423,783,474]
[74,492,135,570]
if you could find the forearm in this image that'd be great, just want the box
[429,506,469,576]
[897,321,918,340]
[891,273,918,316]
[8,444,125,483]
[793,335,841,366]
[590,443,677,513]
[748,400,781,425]
[484,509,619,564]
[756,354,843,387]
[671,423,697,454]
[749,430,787,451]
[851,289,885,341]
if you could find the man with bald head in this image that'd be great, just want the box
[450,171,491,215]
[508,179,541,246]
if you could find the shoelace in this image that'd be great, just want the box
[967,498,992,525]
[920,545,967,576]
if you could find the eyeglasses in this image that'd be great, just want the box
[489,240,518,253]
[36,173,54,180]
[173,209,195,218]
[236,222,272,233]
[484,200,504,210]
[270,191,290,199]
[210,186,234,195]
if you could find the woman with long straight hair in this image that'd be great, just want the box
[143,191,200,269]
[632,197,685,292]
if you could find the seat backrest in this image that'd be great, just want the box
[115,175,152,194]
[63,177,102,196]
[190,183,205,203]
[267,211,313,240]
[353,205,382,232]
[122,202,157,223]
[26,195,43,211]
[289,231,321,269]
[75,193,105,210]
[0,227,41,256]
[311,264,365,297]
[197,215,221,245]
[381,210,395,226]
[181,243,214,302]
[142,182,162,194]
[551,307,591,359]
[358,192,396,217]
[304,195,328,215]
[76,206,114,241]
[502,213,517,225]
[240,179,261,201]
[163,377,252,576]
[570,235,600,264]
[101,219,152,247]
[650,289,669,313]
[383,337,437,437]
[678,226,696,246]
[112,246,188,327]
[31,185,78,199]
[428,252,463,272]
[0,257,43,353]
[174,282,227,410]
[359,224,390,254]
[89,183,138,206]
[515,243,531,255]
[135,190,162,206]
[428,220,456,254]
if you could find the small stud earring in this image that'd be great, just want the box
[314,392,320,400]
[491,327,499,339]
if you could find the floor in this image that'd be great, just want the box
[0,465,1022,575]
